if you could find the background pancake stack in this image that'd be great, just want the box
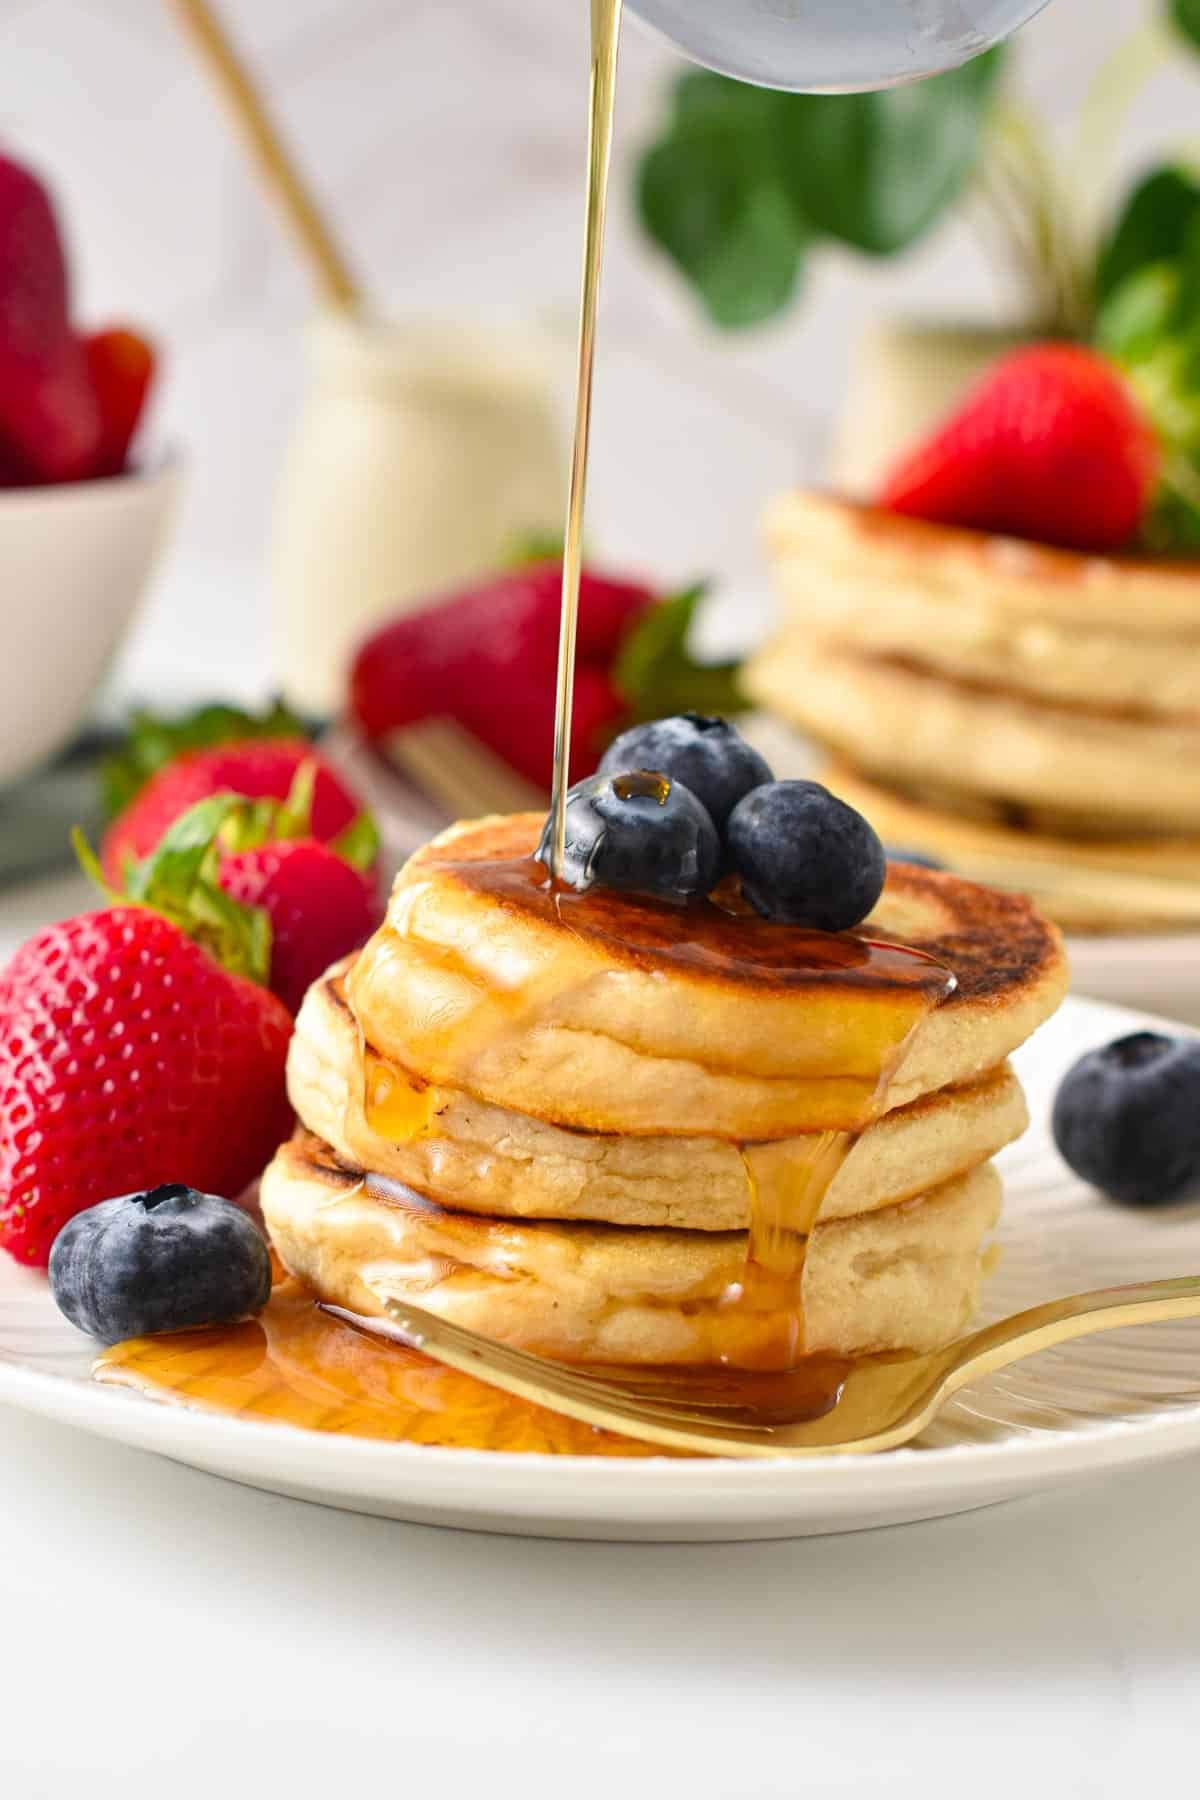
[748,494,1200,934]
[261,814,1068,1369]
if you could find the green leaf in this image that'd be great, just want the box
[636,74,806,329]
[1169,0,1200,54]
[775,47,1006,256]
[1142,479,1200,552]
[1095,262,1182,361]
[613,585,746,723]
[1096,165,1200,305]
[121,794,273,986]
[100,697,307,819]
[330,811,381,874]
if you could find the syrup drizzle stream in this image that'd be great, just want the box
[546,0,623,879]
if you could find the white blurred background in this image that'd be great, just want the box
[2,0,1194,695]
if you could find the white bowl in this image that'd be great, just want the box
[0,458,180,788]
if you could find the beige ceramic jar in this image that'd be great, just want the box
[270,313,564,716]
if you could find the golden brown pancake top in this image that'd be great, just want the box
[410,814,1059,1013]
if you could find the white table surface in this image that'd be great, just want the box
[0,1394,1195,1800]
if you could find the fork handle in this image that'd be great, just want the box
[952,1275,1200,1388]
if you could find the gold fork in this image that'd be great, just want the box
[379,1277,1200,1457]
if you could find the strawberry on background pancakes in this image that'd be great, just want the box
[749,347,1200,933]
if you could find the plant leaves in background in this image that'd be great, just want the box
[637,49,1005,326]
[1095,188,1200,552]
[1095,165,1200,304]
[1168,0,1200,53]
[776,47,1006,256]
[1096,261,1183,361]
[637,74,805,328]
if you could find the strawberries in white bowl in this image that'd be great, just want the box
[0,147,170,786]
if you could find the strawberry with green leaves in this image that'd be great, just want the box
[0,803,296,1268]
[103,768,383,1015]
[100,703,371,886]
[880,343,1160,554]
[0,772,385,1268]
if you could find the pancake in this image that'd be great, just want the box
[262,1130,1002,1364]
[290,963,1028,1228]
[346,815,1066,1140]
[764,490,1200,640]
[825,761,1200,935]
[748,643,1200,835]
[769,546,1200,717]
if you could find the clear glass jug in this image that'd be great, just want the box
[627,0,1051,92]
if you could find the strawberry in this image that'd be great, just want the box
[350,561,745,791]
[114,768,381,1017]
[219,839,380,1015]
[101,736,365,886]
[352,564,646,729]
[0,436,31,486]
[0,152,100,482]
[879,343,1160,554]
[83,326,156,476]
[458,658,626,792]
[0,905,292,1268]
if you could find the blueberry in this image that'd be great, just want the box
[1052,1032,1200,1209]
[49,1183,272,1343]
[886,846,945,871]
[598,714,772,831]
[726,780,886,932]
[538,770,721,900]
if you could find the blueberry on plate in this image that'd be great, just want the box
[49,1183,273,1344]
[598,714,772,831]
[726,780,886,932]
[1052,1032,1200,1208]
[538,769,721,900]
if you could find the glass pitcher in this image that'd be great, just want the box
[627,0,1051,92]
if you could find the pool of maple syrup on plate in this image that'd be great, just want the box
[93,1277,862,1455]
[92,0,954,1456]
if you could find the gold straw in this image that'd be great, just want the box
[167,0,362,312]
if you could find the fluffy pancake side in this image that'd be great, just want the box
[824,761,1200,934]
[262,1131,1002,1363]
[747,643,1200,834]
[764,490,1200,637]
[291,964,1028,1229]
[766,550,1200,715]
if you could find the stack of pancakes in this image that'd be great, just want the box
[261,813,1066,1368]
[748,492,1200,932]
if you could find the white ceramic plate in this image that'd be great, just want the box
[2,992,1200,1542]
